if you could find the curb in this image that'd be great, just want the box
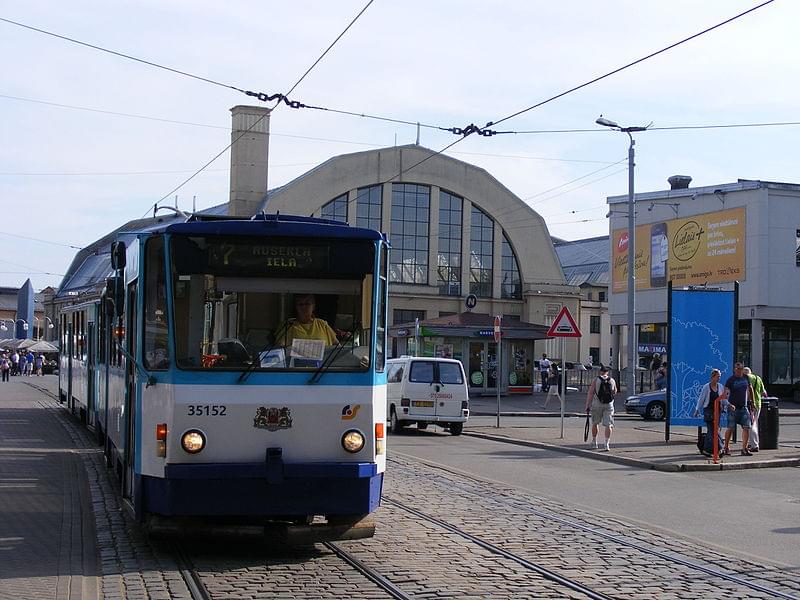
[464,430,800,472]
[471,411,583,418]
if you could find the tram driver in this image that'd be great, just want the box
[282,294,338,346]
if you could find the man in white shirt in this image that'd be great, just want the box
[539,353,551,393]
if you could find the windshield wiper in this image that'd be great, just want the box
[308,321,361,385]
[237,319,291,384]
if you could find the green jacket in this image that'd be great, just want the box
[748,373,766,410]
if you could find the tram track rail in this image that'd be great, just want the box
[323,541,416,600]
[171,542,212,600]
[390,453,800,600]
[384,497,613,600]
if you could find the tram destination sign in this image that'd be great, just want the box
[207,242,330,272]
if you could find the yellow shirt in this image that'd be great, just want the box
[283,318,337,347]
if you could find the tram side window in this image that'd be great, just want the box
[71,313,78,360]
[375,245,387,372]
[143,236,170,370]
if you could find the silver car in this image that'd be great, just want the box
[624,389,666,421]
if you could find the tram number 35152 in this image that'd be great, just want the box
[187,405,228,416]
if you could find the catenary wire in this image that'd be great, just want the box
[281,0,374,100]
[142,0,374,217]
[0,231,82,249]
[0,2,780,139]
[486,0,776,129]
[362,2,774,189]
[525,160,627,204]
[0,16,247,94]
[4,92,799,144]
[491,167,628,226]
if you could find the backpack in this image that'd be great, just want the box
[596,376,615,404]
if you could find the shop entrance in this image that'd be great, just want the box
[468,341,498,393]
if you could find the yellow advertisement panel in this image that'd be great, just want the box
[612,206,745,293]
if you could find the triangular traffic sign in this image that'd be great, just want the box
[547,306,581,337]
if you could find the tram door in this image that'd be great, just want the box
[468,341,498,394]
[123,282,138,500]
[86,321,96,428]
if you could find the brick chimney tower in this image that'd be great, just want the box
[228,105,271,217]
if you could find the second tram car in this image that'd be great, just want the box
[58,213,389,542]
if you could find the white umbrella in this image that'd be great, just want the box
[21,340,59,353]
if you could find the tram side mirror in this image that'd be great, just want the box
[111,241,126,270]
[105,276,124,318]
[104,278,116,317]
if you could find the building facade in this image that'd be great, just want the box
[608,178,800,401]
[264,145,580,394]
[554,236,611,368]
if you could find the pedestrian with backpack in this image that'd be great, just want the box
[585,365,617,451]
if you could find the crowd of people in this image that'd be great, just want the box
[0,350,48,380]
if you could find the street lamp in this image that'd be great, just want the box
[596,116,650,396]
[14,318,29,339]
[34,317,54,340]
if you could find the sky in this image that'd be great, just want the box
[1,0,798,293]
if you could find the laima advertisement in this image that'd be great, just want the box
[612,207,745,293]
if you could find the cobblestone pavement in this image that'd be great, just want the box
[185,452,800,599]
[13,379,800,599]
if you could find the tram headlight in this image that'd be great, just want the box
[341,429,365,453]
[180,429,206,454]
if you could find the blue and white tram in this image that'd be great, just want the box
[61,214,389,542]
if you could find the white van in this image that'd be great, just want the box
[385,357,469,436]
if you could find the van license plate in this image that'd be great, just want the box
[412,401,434,407]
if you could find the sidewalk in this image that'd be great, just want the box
[0,375,97,599]
[467,389,800,472]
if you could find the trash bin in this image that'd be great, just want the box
[758,397,779,450]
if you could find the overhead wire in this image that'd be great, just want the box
[0,231,83,249]
[0,1,779,141]
[140,0,375,217]
[486,0,776,129]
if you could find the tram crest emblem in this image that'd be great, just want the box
[253,406,293,431]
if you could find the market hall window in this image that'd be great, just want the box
[393,309,425,325]
[321,193,348,223]
[438,191,463,296]
[501,232,521,299]
[590,315,601,334]
[470,205,493,297]
[356,185,382,232]
[390,183,430,284]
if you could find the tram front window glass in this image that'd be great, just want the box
[143,236,170,370]
[170,235,375,372]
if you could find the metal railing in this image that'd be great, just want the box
[561,366,659,394]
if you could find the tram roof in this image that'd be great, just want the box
[56,212,384,299]
[161,214,385,241]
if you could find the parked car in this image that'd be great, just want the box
[625,389,666,421]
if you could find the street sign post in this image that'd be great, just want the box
[494,315,501,428]
[546,307,582,438]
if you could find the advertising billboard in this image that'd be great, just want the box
[668,288,736,427]
[612,207,745,293]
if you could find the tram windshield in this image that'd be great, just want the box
[169,235,377,371]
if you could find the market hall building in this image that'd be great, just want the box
[607,177,800,401]
[263,144,580,395]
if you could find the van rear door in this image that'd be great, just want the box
[435,361,466,419]
[407,360,436,419]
